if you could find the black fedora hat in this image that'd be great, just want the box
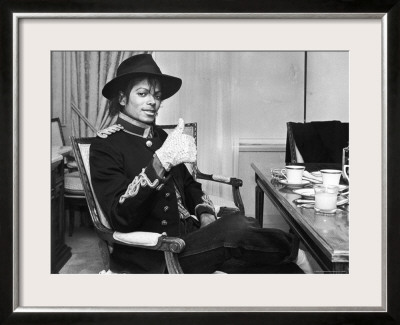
[102,54,182,100]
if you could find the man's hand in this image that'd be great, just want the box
[200,213,216,228]
[156,118,197,171]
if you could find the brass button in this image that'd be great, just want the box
[161,220,168,226]
[163,206,169,212]
[146,140,152,147]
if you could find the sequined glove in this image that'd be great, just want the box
[155,118,197,171]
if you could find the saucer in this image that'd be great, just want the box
[293,185,348,197]
[278,179,310,187]
[293,195,348,206]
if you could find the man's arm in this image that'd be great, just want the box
[90,142,168,231]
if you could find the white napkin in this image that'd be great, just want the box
[303,171,323,183]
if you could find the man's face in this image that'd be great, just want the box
[120,78,162,126]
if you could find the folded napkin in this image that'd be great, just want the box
[302,171,323,184]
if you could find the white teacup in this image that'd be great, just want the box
[281,165,305,184]
[320,169,342,186]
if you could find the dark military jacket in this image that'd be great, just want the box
[90,115,212,273]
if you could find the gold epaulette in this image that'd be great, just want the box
[96,124,124,138]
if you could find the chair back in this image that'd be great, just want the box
[158,122,199,177]
[51,117,65,147]
[70,136,113,233]
[285,121,349,164]
[286,122,306,164]
[158,122,197,145]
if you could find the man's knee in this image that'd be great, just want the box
[219,214,259,241]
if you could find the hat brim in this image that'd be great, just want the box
[102,72,182,101]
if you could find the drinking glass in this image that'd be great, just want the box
[314,184,339,213]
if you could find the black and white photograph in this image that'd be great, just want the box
[2,7,400,325]
[51,51,349,275]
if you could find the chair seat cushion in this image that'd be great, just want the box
[64,171,84,193]
[113,231,162,246]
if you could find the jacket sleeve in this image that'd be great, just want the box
[181,166,216,218]
[90,141,168,231]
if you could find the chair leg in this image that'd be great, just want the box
[68,204,74,237]
[255,185,264,227]
[79,206,85,227]
[82,206,92,228]
[98,240,110,271]
[164,251,184,274]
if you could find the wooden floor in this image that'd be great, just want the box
[59,227,105,274]
[59,218,321,274]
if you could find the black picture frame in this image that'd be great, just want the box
[1,1,399,324]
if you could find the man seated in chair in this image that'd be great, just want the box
[90,54,312,274]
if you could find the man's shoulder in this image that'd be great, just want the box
[154,125,168,139]
[91,125,128,152]
[96,124,125,139]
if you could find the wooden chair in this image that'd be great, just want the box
[71,136,186,274]
[160,123,245,215]
[52,118,89,236]
[285,121,349,168]
[64,172,91,236]
[70,121,245,273]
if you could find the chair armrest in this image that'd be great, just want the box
[97,231,185,274]
[66,160,78,169]
[196,169,245,215]
[112,231,186,253]
[196,170,243,187]
[113,231,162,246]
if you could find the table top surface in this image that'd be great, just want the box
[51,146,72,163]
[251,163,349,263]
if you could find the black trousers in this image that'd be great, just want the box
[178,210,303,274]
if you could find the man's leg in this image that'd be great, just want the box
[178,212,300,274]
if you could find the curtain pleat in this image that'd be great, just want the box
[69,51,145,137]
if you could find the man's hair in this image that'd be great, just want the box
[108,77,162,116]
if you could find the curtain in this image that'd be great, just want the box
[69,51,146,137]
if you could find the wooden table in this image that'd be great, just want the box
[251,163,349,273]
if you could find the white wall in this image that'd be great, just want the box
[156,51,348,140]
[231,52,305,140]
[306,52,349,122]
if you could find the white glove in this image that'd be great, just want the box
[156,118,197,171]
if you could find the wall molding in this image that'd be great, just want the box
[239,138,286,152]
[234,138,286,176]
